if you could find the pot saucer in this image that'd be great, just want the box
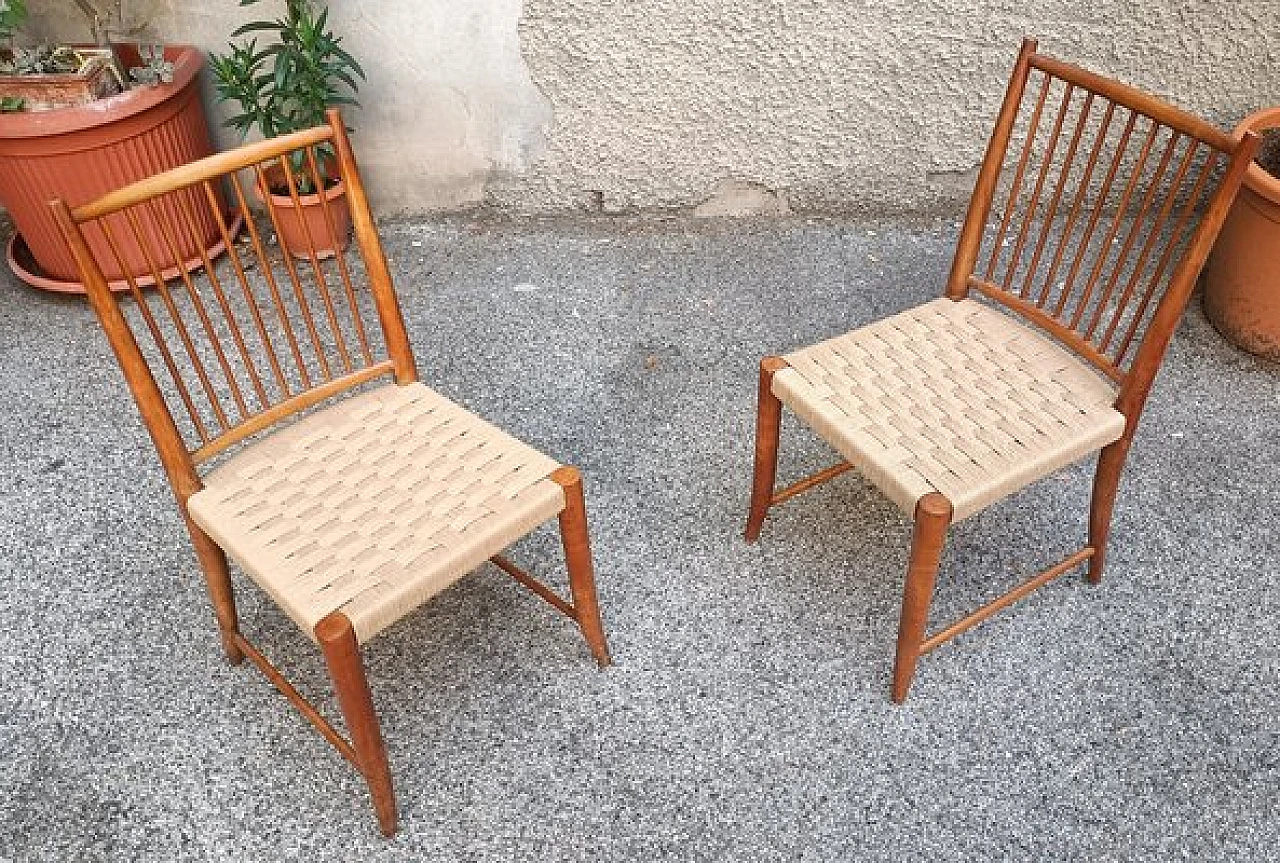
[6,212,244,295]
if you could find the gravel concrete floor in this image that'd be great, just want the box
[1,215,1277,862]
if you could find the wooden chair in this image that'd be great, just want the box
[52,110,611,836]
[744,39,1259,702]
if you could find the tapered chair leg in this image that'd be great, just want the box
[1087,438,1132,584]
[745,357,788,543]
[184,514,244,665]
[891,493,953,703]
[551,466,612,667]
[315,612,398,837]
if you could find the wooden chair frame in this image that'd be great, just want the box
[52,111,610,835]
[745,39,1260,702]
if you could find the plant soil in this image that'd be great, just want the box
[1258,128,1280,180]
[261,159,340,197]
[269,176,339,196]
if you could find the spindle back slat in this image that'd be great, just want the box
[223,171,313,392]
[949,40,1259,409]
[52,111,417,498]
[1001,82,1073,290]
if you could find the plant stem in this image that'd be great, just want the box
[70,0,110,46]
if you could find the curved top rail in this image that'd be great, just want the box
[1029,54,1236,153]
[71,125,335,221]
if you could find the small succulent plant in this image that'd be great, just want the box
[127,42,172,85]
[0,44,83,75]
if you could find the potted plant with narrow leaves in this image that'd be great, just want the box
[210,0,364,259]
[0,1,223,293]
[1203,108,1280,362]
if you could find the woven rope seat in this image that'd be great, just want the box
[188,382,565,644]
[772,297,1126,522]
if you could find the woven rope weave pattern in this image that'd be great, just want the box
[188,382,565,643]
[772,298,1126,521]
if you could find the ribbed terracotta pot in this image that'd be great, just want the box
[0,44,225,293]
[257,170,352,260]
[1203,107,1280,362]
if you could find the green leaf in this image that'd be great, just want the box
[213,0,363,139]
[329,68,360,93]
[229,20,279,38]
[331,44,365,79]
[273,50,292,94]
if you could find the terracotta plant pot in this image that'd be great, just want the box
[257,169,352,260]
[1202,107,1280,362]
[0,44,228,293]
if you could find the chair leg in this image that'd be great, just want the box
[315,612,398,838]
[1088,438,1131,584]
[745,356,787,543]
[891,493,953,704]
[184,514,243,665]
[551,466,612,667]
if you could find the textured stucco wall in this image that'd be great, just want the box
[495,0,1280,215]
[29,0,1280,215]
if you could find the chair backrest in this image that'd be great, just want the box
[52,110,418,502]
[948,39,1259,421]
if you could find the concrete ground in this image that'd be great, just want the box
[1,215,1276,862]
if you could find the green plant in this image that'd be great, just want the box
[0,0,26,44]
[210,0,364,192]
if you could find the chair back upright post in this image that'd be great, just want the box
[51,111,418,509]
[945,41,1260,430]
[946,37,1039,300]
[1115,139,1256,423]
[53,201,202,502]
[327,109,416,386]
